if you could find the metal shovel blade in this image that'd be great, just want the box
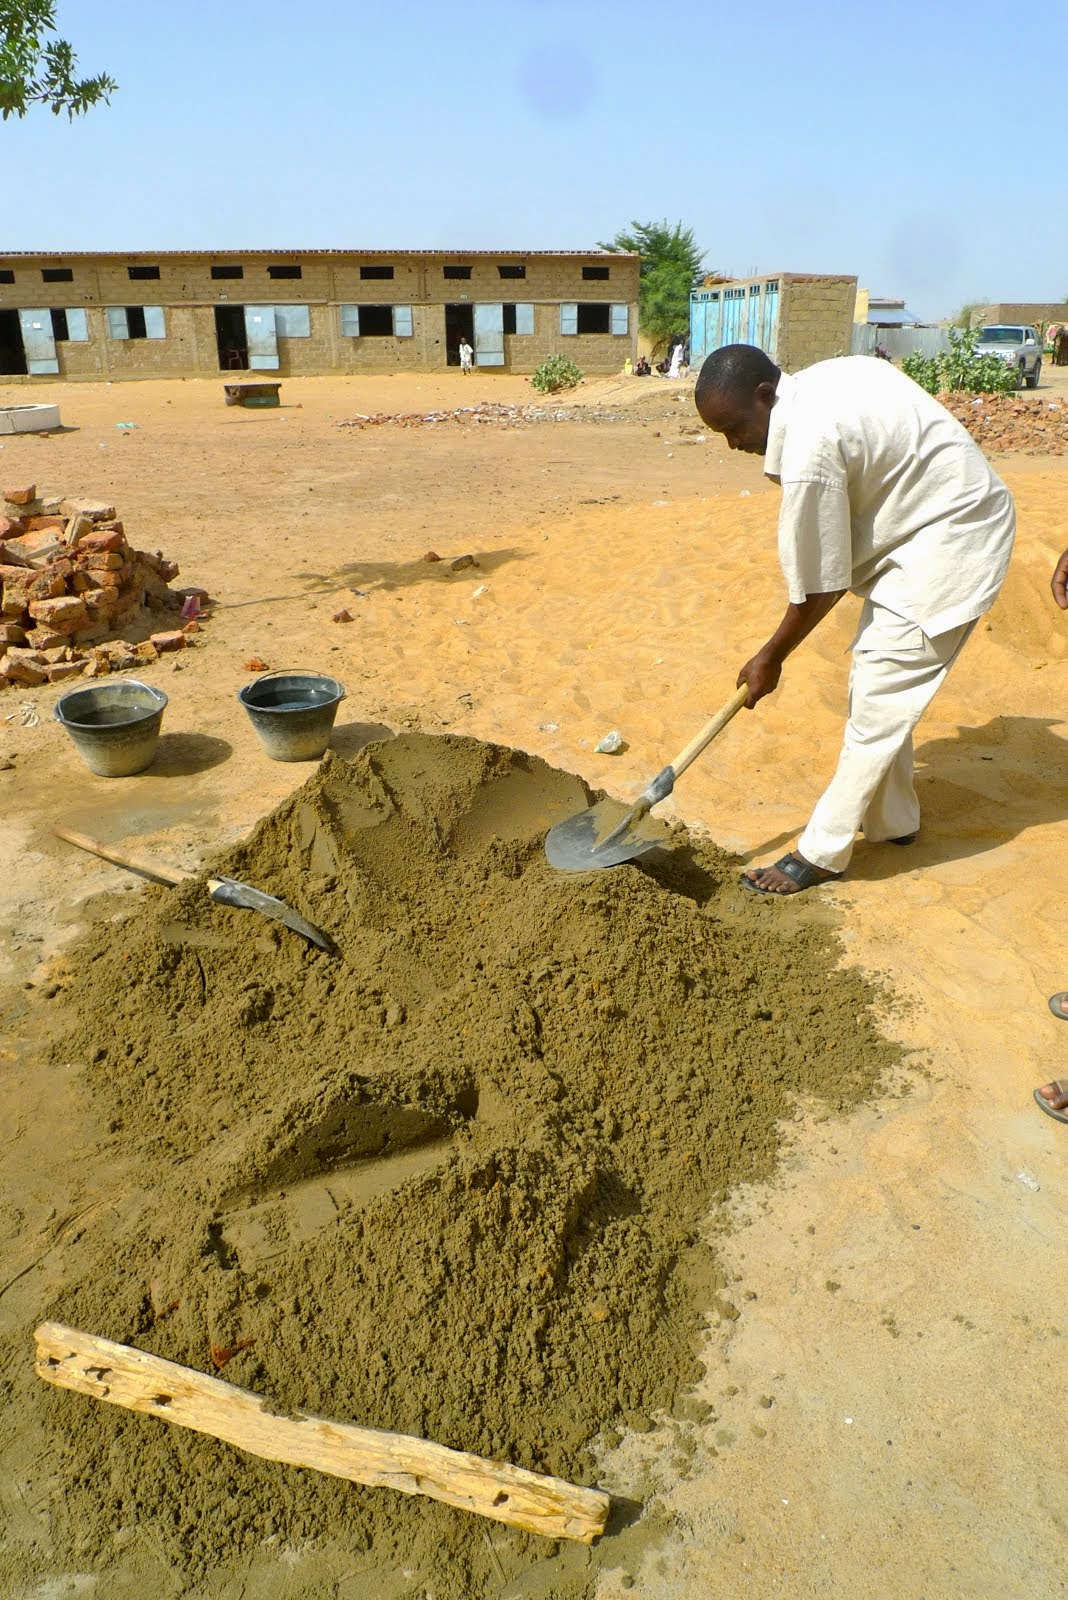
[544,800,671,873]
[207,876,336,953]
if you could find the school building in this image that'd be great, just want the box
[0,249,641,380]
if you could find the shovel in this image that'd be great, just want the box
[545,685,749,872]
[54,826,336,953]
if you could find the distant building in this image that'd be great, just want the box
[857,295,926,328]
[0,249,640,379]
[974,301,1068,336]
[690,272,857,371]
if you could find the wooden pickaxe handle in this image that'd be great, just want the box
[53,825,194,888]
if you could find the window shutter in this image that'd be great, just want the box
[514,303,534,336]
[143,306,166,339]
[560,303,578,336]
[340,304,360,337]
[610,303,628,335]
[392,305,413,337]
[106,306,129,339]
[65,308,89,341]
[274,304,310,337]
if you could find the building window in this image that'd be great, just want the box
[267,264,302,279]
[577,304,611,333]
[582,265,610,281]
[501,304,535,335]
[498,264,526,279]
[356,304,393,336]
[106,305,167,340]
[443,264,472,280]
[50,308,90,342]
[360,265,394,280]
[42,267,74,283]
[211,264,243,279]
[560,303,628,335]
[339,304,413,338]
[0,269,14,284]
[128,265,160,280]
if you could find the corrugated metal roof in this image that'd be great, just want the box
[0,247,639,260]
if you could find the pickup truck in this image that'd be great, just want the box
[974,325,1043,388]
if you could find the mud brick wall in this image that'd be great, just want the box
[975,303,1068,334]
[776,275,858,372]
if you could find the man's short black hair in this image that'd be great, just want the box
[695,343,780,408]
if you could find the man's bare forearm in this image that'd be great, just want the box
[737,591,846,707]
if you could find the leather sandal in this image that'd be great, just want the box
[1034,1080,1068,1124]
[741,852,843,896]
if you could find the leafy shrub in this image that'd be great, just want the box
[531,354,584,394]
[902,328,1017,397]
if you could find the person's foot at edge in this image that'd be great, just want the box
[741,851,842,896]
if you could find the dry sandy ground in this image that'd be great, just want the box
[0,371,1066,1600]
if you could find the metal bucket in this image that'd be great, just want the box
[237,669,345,762]
[54,679,168,777]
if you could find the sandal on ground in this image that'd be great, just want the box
[1033,1081,1068,1125]
[888,833,918,846]
[1047,992,1068,1021]
[741,852,843,897]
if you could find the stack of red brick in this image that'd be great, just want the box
[940,392,1068,455]
[0,484,199,689]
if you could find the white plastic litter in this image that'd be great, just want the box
[595,730,624,754]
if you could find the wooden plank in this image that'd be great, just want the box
[34,1322,610,1545]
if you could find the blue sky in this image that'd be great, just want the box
[4,0,1065,320]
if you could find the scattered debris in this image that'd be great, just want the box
[331,608,354,624]
[595,730,625,754]
[422,550,442,563]
[243,656,269,672]
[450,554,478,573]
[940,391,1068,455]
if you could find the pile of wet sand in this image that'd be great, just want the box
[27,734,898,1593]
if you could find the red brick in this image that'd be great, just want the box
[0,655,46,685]
[26,627,69,651]
[149,629,185,653]
[3,485,36,506]
[46,661,84,683]
[78,529,125,554]
[23,515,65,533]
[28,595,88,630]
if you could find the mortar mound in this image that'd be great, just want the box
[36,733,899,1594]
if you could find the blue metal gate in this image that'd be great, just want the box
[690,276,780,365]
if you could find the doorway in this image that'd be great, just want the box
[0,310,28,375]
[444,303,474,366]
[214,305,248,370]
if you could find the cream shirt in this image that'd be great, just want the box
[764,357,1015,638]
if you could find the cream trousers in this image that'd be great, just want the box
[798,601,976,874]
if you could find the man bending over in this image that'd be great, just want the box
[695,344,1016,895]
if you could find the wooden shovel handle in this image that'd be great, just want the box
[53,825,193,888]
[668,684,750,780]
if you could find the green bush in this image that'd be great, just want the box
[531,354,584,394]
[902,328,1017,397]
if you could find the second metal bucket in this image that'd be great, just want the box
[237,669,345,762]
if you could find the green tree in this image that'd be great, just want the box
[949,301,986,329]
[1,0,116,119]
[599,220,706,354]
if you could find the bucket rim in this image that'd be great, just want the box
[237,669,345,713]
[54,677,169,730]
